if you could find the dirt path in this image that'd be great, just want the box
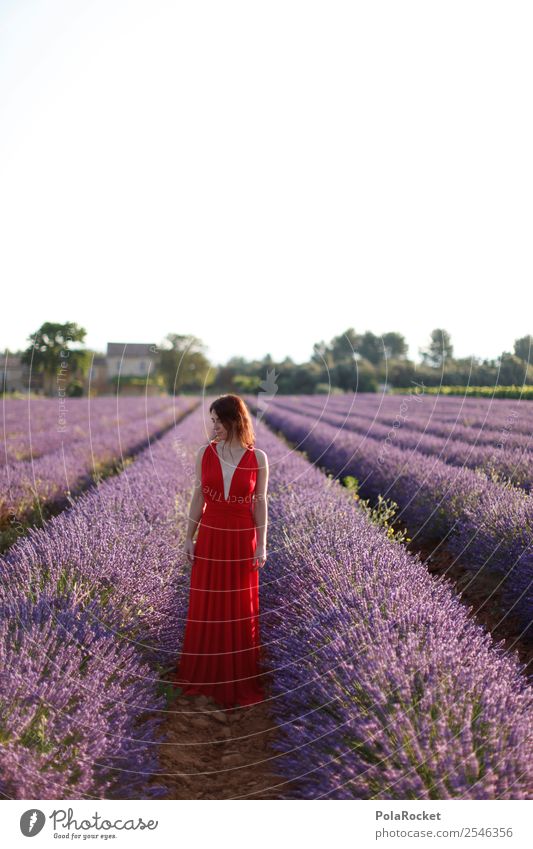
[146,685,293,800]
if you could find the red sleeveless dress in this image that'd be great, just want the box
[174,439,265,708]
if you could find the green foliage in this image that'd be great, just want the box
[342,475,360,494]
[514,334,533,362]
[20,321,89,397]
[419,328,453,368]
[19,704,55,754]
[233,374,262,392]
[66,380,84,397]
[159,333,213,393]
[390,384,533,399]
[314,383,345,394]
[341,476,411,544]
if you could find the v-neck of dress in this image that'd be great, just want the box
[212,441,249,501]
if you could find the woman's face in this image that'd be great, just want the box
[210,412,227,439]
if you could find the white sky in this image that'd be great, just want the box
[1,0,532,366]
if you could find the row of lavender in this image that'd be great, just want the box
[272,393,533,491]
[0,403,209,799]
[297,392,533,442]
[2,396,179,464]
[0,396,197,536]
[255,418,533,799]
[251,399,533,636]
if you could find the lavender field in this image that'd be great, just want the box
[0,398,203,798]
[0,395,198,551]
[278,393,533,491]
[0,396,532,799]
[247,394,533,642]
[258,418,532,799]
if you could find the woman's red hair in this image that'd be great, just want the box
[209,394,255,448]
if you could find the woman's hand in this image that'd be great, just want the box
[252,543,267,570]
[185,536,195,564]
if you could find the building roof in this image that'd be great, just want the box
[106,343,157,358]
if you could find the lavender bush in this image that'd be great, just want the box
[250,399,533,635]
[0,395,198,539]
[0,594,165,799]
[0,401,209,798]
[281,395,533,491]
[253,417,533,799]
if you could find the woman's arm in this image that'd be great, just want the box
[185,446,206,543]
[253,449,269,564]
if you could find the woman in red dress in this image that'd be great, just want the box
[174,394,269,708]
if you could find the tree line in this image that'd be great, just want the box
[4,322,532,396]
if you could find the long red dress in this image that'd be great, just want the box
[174,439,265,708]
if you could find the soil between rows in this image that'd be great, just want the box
[145,686,293,800]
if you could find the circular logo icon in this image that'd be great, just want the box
[20,809,46,837]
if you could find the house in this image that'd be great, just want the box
[106,342,158,378]
[103,342,161,395]
[1,343,161,396]
[0,353,44,394]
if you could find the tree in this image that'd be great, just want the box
[358,331,383,365]
[226,355,248,370]
[382,331,409,360]
[419,329,454,368]
[513,335,533,364]
[233,374,262,392]
[332,359,378,392]
[159,334,214,393]
[310,340,334,368]
[329,328,360,363]
[496,352,532,385]
[21,321,88,396]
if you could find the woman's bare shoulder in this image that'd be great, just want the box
[253,447,268,467]
[196,442,212,460]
